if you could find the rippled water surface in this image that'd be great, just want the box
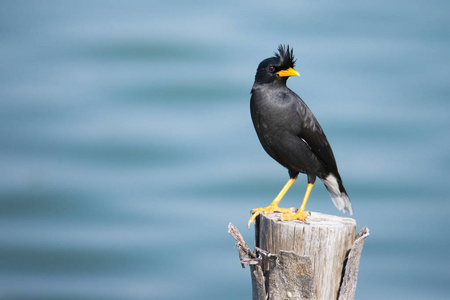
[1,1,449,299]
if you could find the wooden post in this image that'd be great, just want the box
[229,212,369,300]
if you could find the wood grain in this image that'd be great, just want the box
[228,212,369,300]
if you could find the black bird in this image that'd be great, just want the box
[248,45,352,228]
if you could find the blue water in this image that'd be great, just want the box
[1,1,449,299]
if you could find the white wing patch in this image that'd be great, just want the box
[300,138,311,150]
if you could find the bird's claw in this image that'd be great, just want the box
[279,210,310,222]
[248,205,296,229]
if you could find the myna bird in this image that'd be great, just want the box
[248,45,353,228]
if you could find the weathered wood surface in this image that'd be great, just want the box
[257,212,356,300]
[338,226,370,300]
[266,250,315,300]
[228,212,369,300]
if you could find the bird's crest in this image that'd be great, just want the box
[275,44,296,70]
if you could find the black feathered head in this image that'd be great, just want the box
[254,44,299,85]
[274,44,296,70]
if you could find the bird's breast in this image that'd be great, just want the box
[251,90,303,155]
[251,91,301,136]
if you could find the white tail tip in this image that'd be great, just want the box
[322,174,353,215]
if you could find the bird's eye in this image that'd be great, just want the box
[268,66,275,72]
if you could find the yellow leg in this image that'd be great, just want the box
[280,183,314,221]
[248,177,297,228]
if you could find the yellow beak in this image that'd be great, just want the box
[277,67,300,77]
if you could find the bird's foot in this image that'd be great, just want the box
[248,205,296,229]
[279,210,310,222]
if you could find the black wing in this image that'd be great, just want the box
[295,96,340,177]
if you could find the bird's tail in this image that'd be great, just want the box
[322,173,353,215]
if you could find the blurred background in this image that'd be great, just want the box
[1,0,449,299]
